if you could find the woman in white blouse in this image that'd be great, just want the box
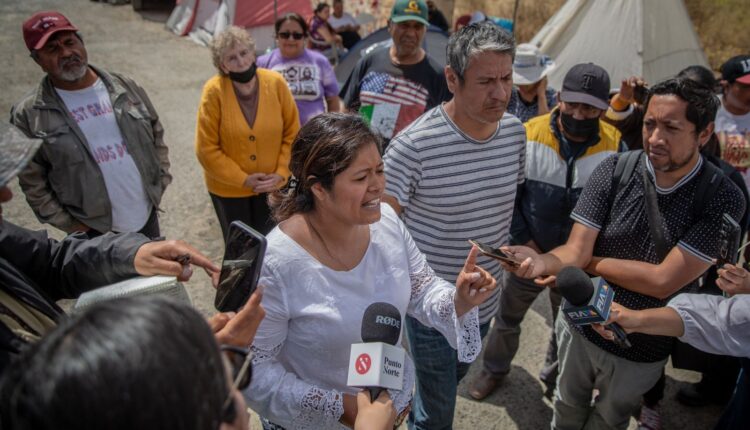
[245,113,497,429]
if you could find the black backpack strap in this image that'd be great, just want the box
[609,150,642,211]
[692,158,724,220]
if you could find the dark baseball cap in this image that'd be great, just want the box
[560,63,611,111]
[721,55,750,84]
[22,11,78,51]
[391,0,429,26]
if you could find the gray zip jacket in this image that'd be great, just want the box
[9,66,171,233]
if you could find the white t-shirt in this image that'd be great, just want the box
[716,100,750,190]
[327,12,358,31]
[56,79,152,232]
[246,205,481,429]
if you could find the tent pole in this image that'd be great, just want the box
[512,0,521,38]
[273,0,278,49]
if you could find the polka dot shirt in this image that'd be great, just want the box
[569,153,745,362]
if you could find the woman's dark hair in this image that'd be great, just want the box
[0,297,228,430]
[275,12,309,36]
[677,65,719,93]
[644,77,720,135]
[269,113,381,222]
[314,2,330,14]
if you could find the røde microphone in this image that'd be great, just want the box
[557,266,632,349]
[347,302,405,402]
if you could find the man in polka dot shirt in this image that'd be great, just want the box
[502,77,745,430]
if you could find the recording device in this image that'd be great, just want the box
[557,266,632,349]
[347,303,405,402]
[717,213,741,268]
[214,221,267,312]
[468,239,520,267]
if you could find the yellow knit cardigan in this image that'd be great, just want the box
[195,68,300,197]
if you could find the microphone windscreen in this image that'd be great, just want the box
[556,266,594,306]
[361,302,401,345]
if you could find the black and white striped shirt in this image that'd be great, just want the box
[384,105,526,323]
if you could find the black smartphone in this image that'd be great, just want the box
[468,239,520,267]
[633,84,649,105]
[717,213,741,268]
[214,221,267,312]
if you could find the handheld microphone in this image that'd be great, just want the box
[347,302,405,402]
[557,266,632,349]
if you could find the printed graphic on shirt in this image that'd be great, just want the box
[68,100,114,124]
[358,72,428,139]
[270,62,322,102]
[719,130,750,172]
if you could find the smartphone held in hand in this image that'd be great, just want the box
[468,239,520,267]
[214,221,267,312]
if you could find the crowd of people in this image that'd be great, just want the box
[1,1,750,430]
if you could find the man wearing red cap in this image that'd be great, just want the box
[10,11,171,238]
[717,55,750,191]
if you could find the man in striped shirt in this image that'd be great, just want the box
[383,22,525,430]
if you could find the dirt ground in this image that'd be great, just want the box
[0,1,727,428]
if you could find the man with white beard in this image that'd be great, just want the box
[11,11,171,238]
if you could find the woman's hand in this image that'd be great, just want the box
[717,263,750,296]
[455,246,497,317]
[244,173,268,191]
[354,390,397,430]
[249,173,285,193]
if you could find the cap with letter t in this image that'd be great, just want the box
[560,63,611,110]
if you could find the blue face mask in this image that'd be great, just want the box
[228,62,257,84]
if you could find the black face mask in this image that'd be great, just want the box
[560,112,599,140]
[228,62,257,84]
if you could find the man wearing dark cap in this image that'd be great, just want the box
[339,0,450,144]
[0,121,217,374]
[717,55,750,191]
[468,63,623,401]
[10,11,170,238]
[500,77,744,429]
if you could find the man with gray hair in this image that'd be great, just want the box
[383,21,525,429]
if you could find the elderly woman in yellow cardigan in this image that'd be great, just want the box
[196,26,300,239]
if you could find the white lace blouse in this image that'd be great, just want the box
[244,205,481,429]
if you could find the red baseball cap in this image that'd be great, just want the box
[22,11,78,51]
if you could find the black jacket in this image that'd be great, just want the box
[0,222,148,371]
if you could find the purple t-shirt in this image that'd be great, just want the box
[258,49,339,125]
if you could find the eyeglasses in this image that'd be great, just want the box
[220,345,253,423]
[278,31,305,40]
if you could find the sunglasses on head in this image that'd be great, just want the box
[278,31,305,40]
[220,345,253,424]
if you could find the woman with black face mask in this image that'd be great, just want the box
[196,26,301,241]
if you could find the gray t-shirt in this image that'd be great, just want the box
[383,105,526,323]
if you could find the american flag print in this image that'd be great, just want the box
[358,72,429,138]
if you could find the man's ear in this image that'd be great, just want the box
[445,65,458,94]
[698,121,715,147]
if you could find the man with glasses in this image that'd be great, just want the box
[11,11,171,239]
[340,0,450,146]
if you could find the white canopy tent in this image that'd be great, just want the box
[530,0,709,90]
